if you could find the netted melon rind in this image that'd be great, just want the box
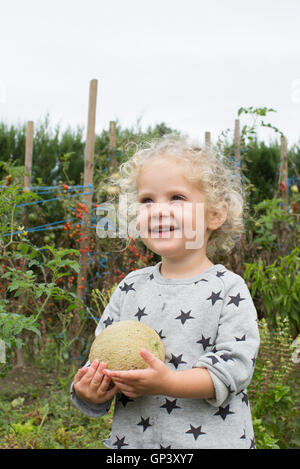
[89,320,165,370]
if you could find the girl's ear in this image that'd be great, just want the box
[207,202,228,231]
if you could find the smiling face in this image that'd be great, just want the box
[136,158,212,259]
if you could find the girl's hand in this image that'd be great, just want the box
[73,360,119,404]
[102,348,174,399]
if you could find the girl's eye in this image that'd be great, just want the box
[140,195,185,203]
[140,198,152,203]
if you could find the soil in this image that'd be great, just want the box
[0,365,70,401]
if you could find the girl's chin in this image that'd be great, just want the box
[141,235,183,243]
[141,237,187,254]
[140,235,202,254]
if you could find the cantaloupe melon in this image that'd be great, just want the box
[89,320,165,370]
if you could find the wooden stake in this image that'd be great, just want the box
[205,131,211,150]
[232,119,242,259]
[76,79,98,302]
[24,121,34,191]
[109,121,116,150]
[71,80,98,364]
[16,121,34,368]
[23,121,34,233]
[275,135,290,253]
[234,119,241,171]
[109,121,116,170]
[279,135,289,210]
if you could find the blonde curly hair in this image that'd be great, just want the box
[107,134,246,258]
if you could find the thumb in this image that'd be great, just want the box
[140,348,161,369]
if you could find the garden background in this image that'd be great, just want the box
[0,106,299,449]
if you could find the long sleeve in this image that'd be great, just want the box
[70,380,112,417]
[192,276,260,408]
[71,262,260,449]
[70,281,123,417]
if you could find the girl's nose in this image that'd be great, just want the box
[150,202,173,222]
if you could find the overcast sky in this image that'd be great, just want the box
[1,0,300,147]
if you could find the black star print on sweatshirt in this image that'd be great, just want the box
[112,436,129,449]
[216,271,226,278]
[249,438,256,449]
[156,330,166,339]
[135,306,147,321]
[206,355,219,365]
[175,310,195,325]
[220,353,234,362]
[118,393,134,407]
[160,398,181,414]
[227,292,246,307]
[168,353,187,368]
[241,391,249,406]
[235,334,246,341]
[207,290,223,306]
[194,278,208,284]
[196,334,213,350]
[214,405,235,421]
[119,282,136,294]
[103,316,113,327]
[186,425,206,440]
[137,416,152,432]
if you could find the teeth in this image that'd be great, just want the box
[152,227,175,232]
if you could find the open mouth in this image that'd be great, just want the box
[151,226,176,233]
[150,226,179,235]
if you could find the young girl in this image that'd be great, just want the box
[71,136,260,449]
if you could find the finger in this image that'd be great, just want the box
[90,363,106,388]
[140,348,160,368]
[103,369,140,381]
[111,378,129,389]
[122,390,139,399]
[111,375,124,382]
[104,383,120,400]
[90,361,105,380]
[113,381,135,394]
[98,374,113,392]
[96,376,115,395]
[73,367,89,385]
[81,360,100,384]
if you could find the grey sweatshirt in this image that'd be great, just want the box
[70,261,260,449]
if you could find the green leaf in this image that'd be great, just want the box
[65,304,77,313]
[274,385,290,402]
[17,243,29,255]
[15,338,24,349]
[292,292,299,302]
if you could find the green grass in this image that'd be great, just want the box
[0,364,114,449]
[0,356,299,449]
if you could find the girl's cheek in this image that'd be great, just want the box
[182,205,194,234]
[182,217,195,239]
[192,203,206,232]
[137,209,149,237]
[182,205,205,238]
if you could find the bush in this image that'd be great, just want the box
[249,316,300,448]
[244,247,300,335]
